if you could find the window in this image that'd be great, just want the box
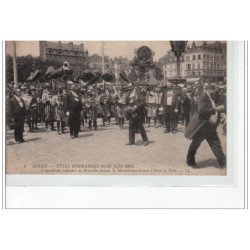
[186,56,190,61]
[187,64,191,70]
[210,55,213,60]
[197,63,200,69]
[192,64,195,70]
[198,54,201,60]
[203,54,206,59]
[193,55,196,61]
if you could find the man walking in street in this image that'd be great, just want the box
[185,83,226,168]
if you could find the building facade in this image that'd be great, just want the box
[113,57,131,79]
[39,41,89,76]
[159,41,227,84]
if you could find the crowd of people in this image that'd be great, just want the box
[7,80,226,140]
[7,79,227,168]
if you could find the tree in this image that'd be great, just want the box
[154,65,164,81]
[6,54,14,83]
[5,54,64,85]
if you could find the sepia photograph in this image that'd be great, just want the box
[5,41,227,176]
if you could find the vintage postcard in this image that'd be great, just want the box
[5,41,228,179]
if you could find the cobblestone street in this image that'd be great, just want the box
[6,119,226,176]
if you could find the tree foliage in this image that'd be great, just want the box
[6,54,63,84]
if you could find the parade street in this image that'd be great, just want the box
[6,119,226,176]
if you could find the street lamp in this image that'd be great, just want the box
[170,41,188,79]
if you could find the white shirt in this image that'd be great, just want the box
[206,91,218,115]
[147,93,157,104]
[166,90,173,105]
[14,95,24,108]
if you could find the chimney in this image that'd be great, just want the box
[80,43,84,51]
[58,41,62,48]
[202,41,207,47]
[68,42,74,50]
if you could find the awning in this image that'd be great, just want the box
[186,78,201,83]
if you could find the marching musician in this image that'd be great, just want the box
[109,86,119,125]
[27,87,39,132]
[116,87,126,130]
[146,85,158,128]
[42,83,56,132]
[98,88,111,126]
[65,83,82,139]
[125,85,149,146]
[85,88,98,131]
[51,87,67,135]
[155,86,163,126]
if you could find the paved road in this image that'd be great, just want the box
[6,119,226,175]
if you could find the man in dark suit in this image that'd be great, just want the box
[126,87,149,146]
[161,82,179,133]
[9,88,26,144]
[186,83,226,168]
[65,83,82,139]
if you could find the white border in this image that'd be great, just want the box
[3,41,246,208]
[5,41,240,188]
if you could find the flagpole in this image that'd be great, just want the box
[13,41,18,87]
[101,41,105,88]
[101,41,105,73]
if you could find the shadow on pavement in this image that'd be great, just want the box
[5,134,14,141]
[78,134,93,138]
[27,137,42,142]
[6,141,16,146]
[134,140,156,146]
[197,158,219,168]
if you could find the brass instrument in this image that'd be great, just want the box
[46,61,73,79]
[27,69,41,82]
